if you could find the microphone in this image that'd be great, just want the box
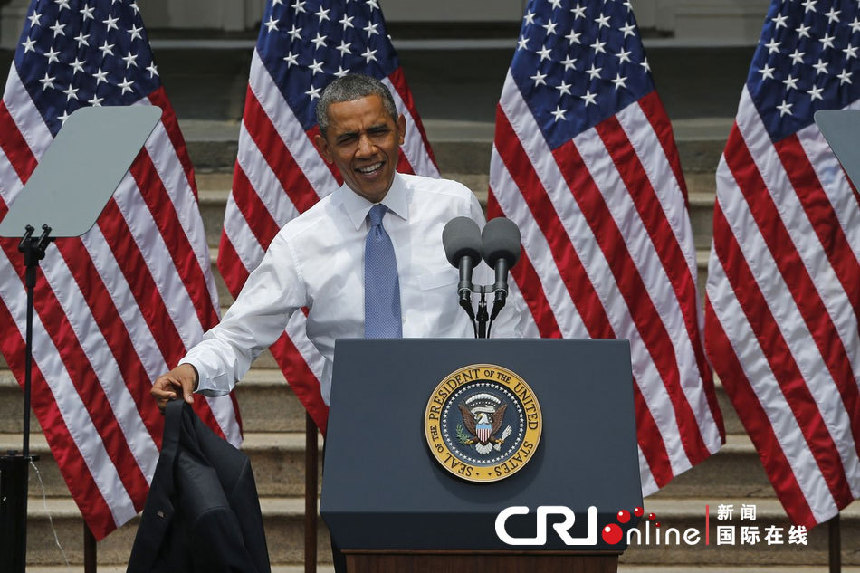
[442,217,483,320]
[481,217,521,320]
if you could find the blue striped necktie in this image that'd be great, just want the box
[364,204,403,338]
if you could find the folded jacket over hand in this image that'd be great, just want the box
[127,400,270,573]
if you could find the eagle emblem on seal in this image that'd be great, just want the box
[456,393,513,455]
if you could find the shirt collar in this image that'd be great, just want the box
[336,172,410,230]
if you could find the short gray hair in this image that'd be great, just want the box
[316,74,398,136]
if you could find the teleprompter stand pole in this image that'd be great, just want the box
[0,224,52,573]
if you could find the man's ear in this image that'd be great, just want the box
[397,114,406,145]
[314,133,334,164]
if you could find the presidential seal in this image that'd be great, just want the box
[424,364,542,483]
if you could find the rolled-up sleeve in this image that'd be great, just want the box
[180,233,308,396]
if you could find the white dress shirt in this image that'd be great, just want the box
[182,173,525,403]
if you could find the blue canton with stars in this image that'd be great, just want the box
[510,0,654,150]
[747,0,860,142]
[14,0,160,136]
[257,0,400,131]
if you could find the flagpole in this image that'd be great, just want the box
[305,413,319,573]
[84,523,97,573]
[829,513,840,573]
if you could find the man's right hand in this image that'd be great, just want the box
[151,364,198,411]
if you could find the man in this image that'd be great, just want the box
[152,73,525,410]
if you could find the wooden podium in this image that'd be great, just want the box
[322,339,642,572]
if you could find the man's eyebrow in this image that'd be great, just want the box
[336,123,390,139]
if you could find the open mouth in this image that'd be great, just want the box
[356,161,384,175]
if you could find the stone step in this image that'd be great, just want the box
[2,431,320,499]
[23,497,332,567]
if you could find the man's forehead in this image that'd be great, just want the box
[326,95,395,128]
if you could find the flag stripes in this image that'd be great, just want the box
[491,50,723,493]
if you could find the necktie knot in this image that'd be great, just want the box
[368,203,387,227]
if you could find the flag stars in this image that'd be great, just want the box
[566,29,581,44]
[92,68,109,84]
[292,0,306,14]
[548,0,562,10]
[27,11,41,27]
[129,24,143,41]
[308,59,324,74]
[571,5,586,19]
[316,6,330,21]
[807,85,824,101]
[288,24,302,41]
[122,53,139,68]
[305,85,321,100]
[813,58,828,74]
[586,63,602,80]
[819,34,836,50]
[759,62,776,80]
[74,32,89,47]
[581,91,597,106]
[88,94,103,106]
[590,39,607,53]
[49,20,65,37]
[99,40,115,57]
[777,99,793,116]
[63,85,79,101]
[336,40,351,56]
[764,37,780,54]
[339,14,354,29]
[788,49,805,64]
[796,23,811,38]
[58,109,70,125]
[616,48,631,63]
[283,51,299,67]
[39,71,55,90]
[772,13,788,29]
[560,54,577,70]
[641,58,651,72]
[79,3,94,20]
[54,0,70,11]
[802,0,816,12]
[334,65,350,78]
[264,16,279,32]
[555,80,572,95]
[844,45,857,60]
[364,22,379,36]
[851,18,860,33]
[595,13,611,29]
[517,36,529,51]
[783,73,799,90]
[619,22,636,37]
[69,57,85,73]
[530,70,548,87]
[311,32,328,49]
[523,11,536,25]
[366,0,379,11]
[537,44,552,61]
[118,77,134,95]
[550,105,566,121]
[837,69,852,84]
[146,62,158,78]
[44,46,60,64]
[102,15,119,32]
[825,7,840,24]
[612,72,627,89]
[361,47,377,62]
[542,20,558,35]
[22,36,36,53]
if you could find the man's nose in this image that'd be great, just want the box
[356,133,374,156]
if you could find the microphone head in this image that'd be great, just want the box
[482,217,521,267]
[442,216,482,267]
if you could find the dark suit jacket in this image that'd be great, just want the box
[128,400,270,573]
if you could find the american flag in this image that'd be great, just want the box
[0,0,242,539]
[218,0,438,435]
[705,0,860,528]
[488,0,725,494]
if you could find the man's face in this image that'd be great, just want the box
[315,94,406,204]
